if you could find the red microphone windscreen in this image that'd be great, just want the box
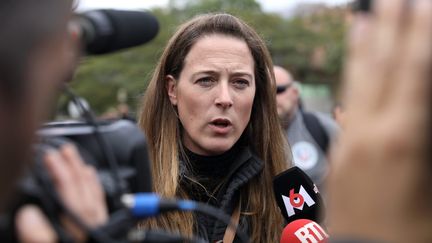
[280,219,329,243]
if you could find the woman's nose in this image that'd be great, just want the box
[215,82,233,108]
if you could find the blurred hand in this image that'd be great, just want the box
[16,144,108,243]
[328,0,432,242]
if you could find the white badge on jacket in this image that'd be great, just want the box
[292,141,318,170]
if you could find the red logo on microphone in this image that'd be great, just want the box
[289,189,305,208]
[281,219,329,243]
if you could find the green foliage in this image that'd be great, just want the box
[69,0,348,115]
[269,7,347,87]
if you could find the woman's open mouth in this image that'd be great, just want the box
[209,118,232,134]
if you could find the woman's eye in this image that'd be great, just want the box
[233,79,250,89]
[196,77,214,87]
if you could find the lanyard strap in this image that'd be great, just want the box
[221,197,241,243]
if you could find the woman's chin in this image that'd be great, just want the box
[199,143,235,156]
[184,136,238,156]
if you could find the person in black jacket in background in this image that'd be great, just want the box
[274,65,339,192]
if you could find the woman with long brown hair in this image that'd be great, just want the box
[139,13,289,242]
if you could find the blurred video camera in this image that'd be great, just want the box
[0,8,159,242]
[36,118,153,203]
[0,118,152,242]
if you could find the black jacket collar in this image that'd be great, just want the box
[180,146,264,241]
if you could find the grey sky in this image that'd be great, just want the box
[77,0,350,12]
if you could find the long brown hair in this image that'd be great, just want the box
[139,13,290,242]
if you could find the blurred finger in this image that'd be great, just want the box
[343,14,373,114]
[16,205,57,243]
[395,0,432,110]
[82,166,108,226]
[84,165,105,201]
[360,0,406,108]
[59,144,90,197]
[44,149,74,193]
[60,144,88,179]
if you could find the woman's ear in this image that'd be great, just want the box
[166,75,178,105]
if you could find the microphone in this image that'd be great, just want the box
[70,9,159,55]
[280,219,329,243]
[273,166,325,224]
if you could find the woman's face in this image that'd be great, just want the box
[167,34,256,156]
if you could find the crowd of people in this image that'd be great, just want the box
[0,0,431,242]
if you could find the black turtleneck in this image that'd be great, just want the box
[178,144,264,241]
[181,143,244,206]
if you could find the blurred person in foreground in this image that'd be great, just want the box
[0,0,107,242]
[328,0,432,242]
[274,65,338,191]
[138,13,288,242]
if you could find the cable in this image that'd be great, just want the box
[123,193,250,243]
[62,84,127,200]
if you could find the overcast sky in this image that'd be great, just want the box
[77,0,351,13]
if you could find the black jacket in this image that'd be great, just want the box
[180,146,264,242]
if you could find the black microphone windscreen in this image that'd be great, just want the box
[273,166,325,225]
[80,9,159,55]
